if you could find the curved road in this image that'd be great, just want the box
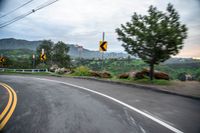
[0,75,200,133]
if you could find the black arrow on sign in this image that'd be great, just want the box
[0,57,4,62]
[42,54,45,60]
[100,41,107,51]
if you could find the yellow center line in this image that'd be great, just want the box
[0,83,12,121]
[0,83,17,130]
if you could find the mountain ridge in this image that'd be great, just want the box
[0,38,129,59]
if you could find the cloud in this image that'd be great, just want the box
[0,0,200,57]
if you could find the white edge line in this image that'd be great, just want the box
[34,77,183,133]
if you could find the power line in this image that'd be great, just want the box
[0,0,59,28]
[0,0,34,19]
[35,0,59,12]
[0,0,58,27]
[0,11,34,28]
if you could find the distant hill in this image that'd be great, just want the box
[0,38,129,59]
[163,58,200,64]
[0,49,34,60]
[162,57,200,68]
[1,38,199,68]
[0,38,42,50]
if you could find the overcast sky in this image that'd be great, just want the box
[0,0,200,58]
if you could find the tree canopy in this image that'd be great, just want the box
[36,40,70,68]
[52,41,70,67]
[116,3,188,80]
[36,40,54,64]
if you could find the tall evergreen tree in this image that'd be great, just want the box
[116,3,188,80]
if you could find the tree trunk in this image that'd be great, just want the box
[150,63,154,80]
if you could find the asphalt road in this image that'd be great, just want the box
[0,75,200,133]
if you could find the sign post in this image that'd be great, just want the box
[78,45,83,59]
[42,49,44,55]
[99,32,108,70]
[40,49,47,63]
[0,54,5,67]
[102,32,104,71]
[32,54,35,68]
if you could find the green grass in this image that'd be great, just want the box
[72,66,91,76]
[0,70,172,86]
[64,70,171,86]
[73,59,200,80]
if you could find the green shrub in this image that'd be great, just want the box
[177,72,187,81]
[36,63,49,69]
[195,68,200,81]
[73,66,90,76]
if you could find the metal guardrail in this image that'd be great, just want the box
[0,68,48,73]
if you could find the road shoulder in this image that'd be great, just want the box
[64,76,200,100]
[1,73,200,99]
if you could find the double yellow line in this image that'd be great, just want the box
[0,82,17,130]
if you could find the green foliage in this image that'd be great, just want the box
[116,3,187,80]
[36,40,71,68]
[52,41,70,68]
[73,58,147,75]
[71,58,200,81]
[56,71,65,75]
[36,63,48,69]
[36,40,54,65]
[177,72,187,81]
[73,66,90,76]
[155,65,175,79]
[0,40,71,69]
[0,56,33,69]
[194,68,200,81]
[0,49,34,61]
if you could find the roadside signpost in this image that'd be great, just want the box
[99,41,107,52]
[0,54,5,67]
[40,54,47,61]
[32,54,35,68]
[40,49,47,61]
[99,32,108,70]
[0,57,5,63]
[42,48,44,55]
[77,45,83,59]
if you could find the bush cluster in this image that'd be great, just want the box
[73,66,90,76]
